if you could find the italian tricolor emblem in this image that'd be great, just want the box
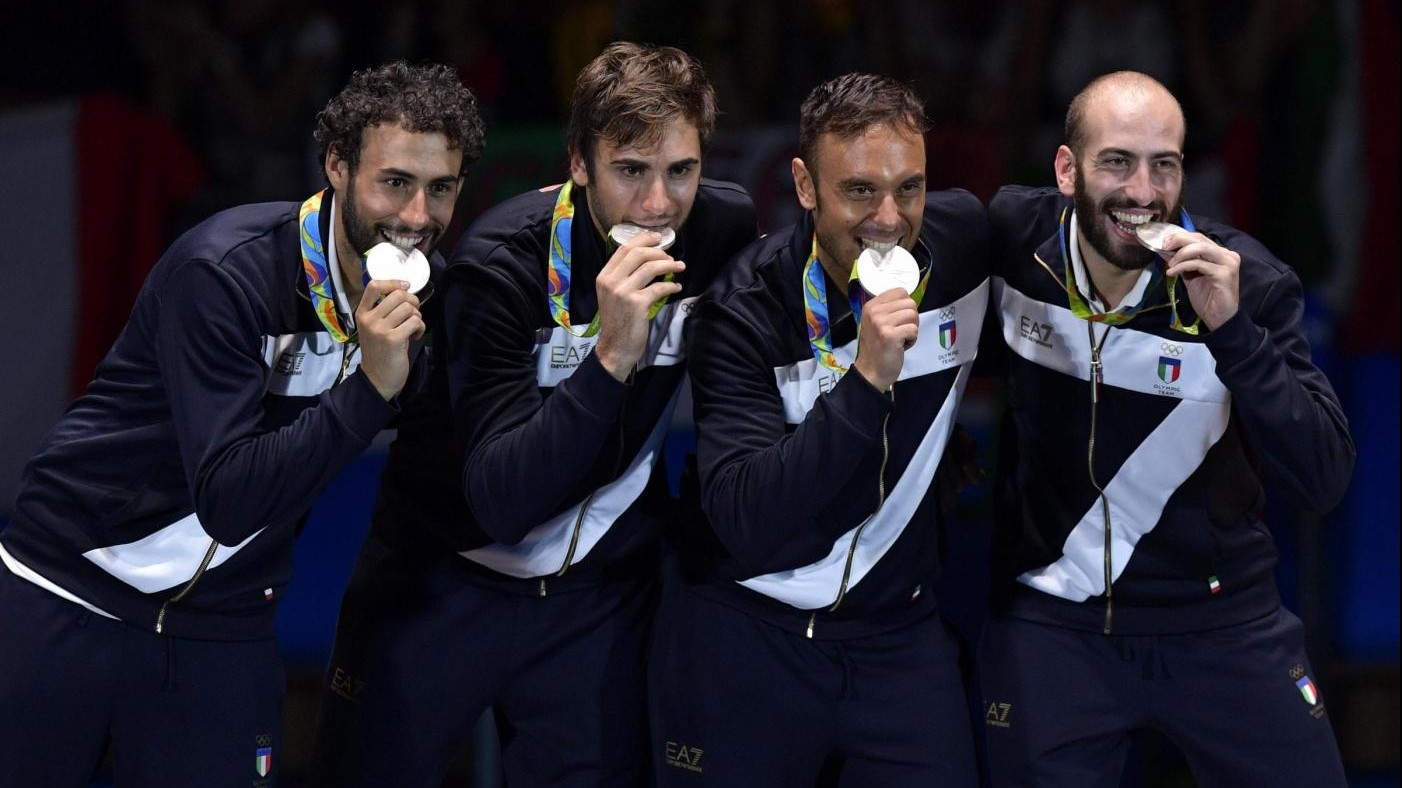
[1296,676,1319,706]
[255,747,272,777]
[1158,356,1182,383]
[1208,576,1221,594]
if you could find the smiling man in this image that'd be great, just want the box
[979,70,1354,787]
[0,62,483,787]
[649,73,990,787]
[309,42,756,788]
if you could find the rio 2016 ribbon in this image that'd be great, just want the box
[546,180,600,338]
[802,236,931,372]
[299,190,368,344]
[1059,206,1200,334]
[546,182,679,339]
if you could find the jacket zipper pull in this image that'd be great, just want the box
[805,612,816,639]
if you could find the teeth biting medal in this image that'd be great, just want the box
[1134,221,1186,253]
[365,242,430,293]
[853,245,919,298]
[609,223,675,250]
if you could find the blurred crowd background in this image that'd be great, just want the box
[2,1,1396,786]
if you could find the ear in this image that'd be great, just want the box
[1054,145,1076,198]
[326,145,350,192]
[792,157,817,211]
[568,145,590,187]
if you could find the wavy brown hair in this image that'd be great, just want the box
[314,61,485,179]
[567,42,716,174]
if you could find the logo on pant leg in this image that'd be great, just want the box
[664,741,705,773]
[1290,664,1327,719]
[984,701,1013,728]
[254,733,273,784]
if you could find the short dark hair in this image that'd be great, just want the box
[567,42,717,172]
[314,61,485,179]
[1064,71,1183,156]
[798,73,929,173]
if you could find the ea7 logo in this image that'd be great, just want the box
[1018,316,1053,348]
[329,667,365,703]
[664,741,705,773]
[550,342,595,366]
[984,701,1012,728]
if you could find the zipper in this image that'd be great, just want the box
[553,400,629,581]
[336,338,359,385]
[154,538,220,634]
[812,384,896,638]
[553,489,599,583]
[1086,322,1113,634]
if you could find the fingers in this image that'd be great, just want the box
[639,278,684,303]
[360,281,419,314]
[619,255,685,287]
[357,280,424,344]
[1158,234,1240,274]
[603,245,686,286]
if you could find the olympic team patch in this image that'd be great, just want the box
[1296,675,1319,706]
[1157,355,1182,383]
[938,318,957,350]
[1289,664,1327,718]
[254,733,273,780]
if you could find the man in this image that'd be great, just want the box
[0,62,483,787]
[979,71,1353,787]
[310,42,756,787]
[650,73,989,787]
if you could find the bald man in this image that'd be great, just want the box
[978,71,1352,787]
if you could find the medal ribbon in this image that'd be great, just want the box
[802,236,931,372]
[546,180,600,338]
[299,189,367,343]
[547,181,675,338]
[1059,206,1200,334]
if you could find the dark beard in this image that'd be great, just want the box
[339,176,438,260]
[1072,167,1182,272]
[583,182,617,243]
[339,180,379,259]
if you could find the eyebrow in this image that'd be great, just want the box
[1097,147,1183,162]
[834,174,925,190]
[377,167,460,184]
[610,157,700,169]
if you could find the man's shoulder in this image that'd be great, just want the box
[986,185,1064,264]
[923,187,985,217]
[451,187,556,265]
[704,225,798,309]
[685,178,758,248]
[1190,213,1291,280]
[696,177,755,212]
[172,201,301,265]
[465,186,556,237]
[988,185,1062,225]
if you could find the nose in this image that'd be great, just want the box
[400,187,430,228]
[872,193,901,231]
[639,174,670,217]
[1124,161,1156,206]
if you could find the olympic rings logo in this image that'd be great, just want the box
[936,307,956,320]
[1160,342,1183,356]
